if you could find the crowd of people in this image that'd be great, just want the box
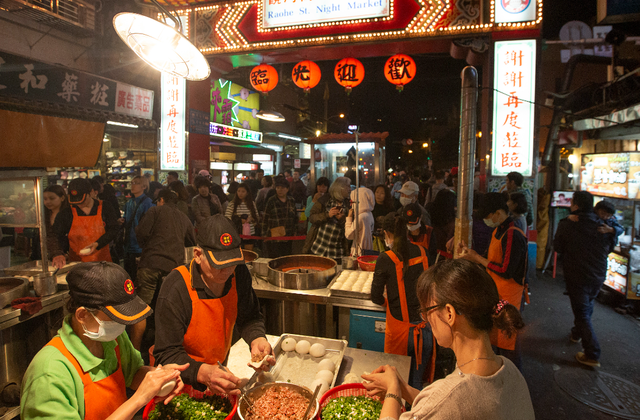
[21,163,626,419]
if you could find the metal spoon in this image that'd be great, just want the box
[302,384,322,420]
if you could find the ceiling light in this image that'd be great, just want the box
[107,121,138,128]
[256,110,285,122]
[113,1,210,81]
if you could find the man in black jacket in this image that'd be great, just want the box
[554,191,615,367]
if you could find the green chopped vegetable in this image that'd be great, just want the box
[321,395,382,420]
[148,393,231,420]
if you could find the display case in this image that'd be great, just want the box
[0,170,49,273]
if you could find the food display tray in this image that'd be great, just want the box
[269,333,348,391]
[327,270,372,300]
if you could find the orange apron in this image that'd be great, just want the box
[384,247,436,381]
[176,264,238,364]
[408,226,433,250]
[47,336,127,420]
[487,226,525,351]
[68,200,112,263]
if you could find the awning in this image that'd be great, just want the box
[0,109,104,167]
[210,139,278,155]
[574,103,640,131]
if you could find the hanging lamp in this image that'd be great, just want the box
[113,0,211,81]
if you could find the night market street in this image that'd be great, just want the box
[521,269,640,420]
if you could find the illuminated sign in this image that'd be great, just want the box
[491,39,536,177]
[161,74,186,171]
[262,0,390,29]
[580,152,640,199]
[495,0,536,23]
[210,122,263,143]
[210,79,260,132]
[605,252,627,295]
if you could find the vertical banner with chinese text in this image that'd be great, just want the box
[161,74,186,171]
[491,39,537,177]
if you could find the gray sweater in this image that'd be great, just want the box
[385,357,534,420]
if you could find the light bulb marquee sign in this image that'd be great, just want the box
[161,0,542,55]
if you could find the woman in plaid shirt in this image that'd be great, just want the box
[261,176,298,258]
[311,177,351,262]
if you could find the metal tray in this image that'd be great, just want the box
[268,333,347,390]
[327,270,373,300]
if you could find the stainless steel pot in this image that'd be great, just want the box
[33,272,57,297]
[267,255,337,290]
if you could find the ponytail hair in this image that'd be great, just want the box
[416,259,524,336]
[392,215,410,274]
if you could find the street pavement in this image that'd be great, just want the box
[521,269,640,419]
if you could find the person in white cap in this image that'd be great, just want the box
[397,181,431,227]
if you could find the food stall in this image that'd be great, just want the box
[305,132,388,187]
[0,170,75,418]
[578,152,640,302]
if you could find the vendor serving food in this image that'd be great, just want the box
[363,259,534,420]
[153,214,273,394]
[21,262,187,419]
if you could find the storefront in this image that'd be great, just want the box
[0,51,157,208]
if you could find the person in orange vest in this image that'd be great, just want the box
[52,178,120,268]
[21,262,187,419]
[402,203,435,265]
[371,212,435,390]
[456,192,527,370]
[153,214,273,394]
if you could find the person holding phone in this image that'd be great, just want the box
[311,177,351,263]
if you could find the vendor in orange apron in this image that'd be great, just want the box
[20,262,187,419]
[456,192,528,370]
[403,203,434,258]
[371,212,436,389]
[52,179,118,269]
[153,215,274,395]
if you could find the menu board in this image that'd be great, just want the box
[605,252,628,295]
[581,153,630,198]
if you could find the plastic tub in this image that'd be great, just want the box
[357,255,378,272]
[142,386,237,420]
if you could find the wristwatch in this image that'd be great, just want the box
[385,393,403,406]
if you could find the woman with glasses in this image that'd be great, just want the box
[363,259,533,420]
[371,212,433,390]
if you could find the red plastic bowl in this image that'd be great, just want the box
[142,386,237,420]
[357,255,378,272]
[317,383,403,419]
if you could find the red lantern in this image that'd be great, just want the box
[334,57,364,94]
[384,54,416,92]
[250,64,278,95]
[292,60,321,93]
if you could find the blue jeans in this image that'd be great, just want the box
[407,325,434,390]
[566,280,602,360]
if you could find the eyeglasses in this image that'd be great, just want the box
[419,304,443,322]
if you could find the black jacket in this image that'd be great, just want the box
[554,210,615,286]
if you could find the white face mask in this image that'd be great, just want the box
[484,217,500,228]
[407,221,421,232]
[399,197,414,206]
[82,311,126,342]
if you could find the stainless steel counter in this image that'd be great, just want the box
[227,334,410,385]
[252,274,384,312]
[0,289,68,331]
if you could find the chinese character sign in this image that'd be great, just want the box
[491,39,536,177]
[115,83,154,119]
[262,0,389,29]
[210,79,260,131]
[161,73,186,171]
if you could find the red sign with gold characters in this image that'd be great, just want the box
[491,39,536,177]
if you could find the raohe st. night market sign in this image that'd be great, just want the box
[188,0,542,55]
[263,0,389,28]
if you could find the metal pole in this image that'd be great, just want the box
[354,131,359,256]
[454,66,478,257]
[36,176,49,273]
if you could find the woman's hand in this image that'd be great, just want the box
[52,255,66,269]
[348,209,354,218]
[361,365,402,398]
[132,364,184,408]
[197,363,242,395]
[328,207,341,218]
